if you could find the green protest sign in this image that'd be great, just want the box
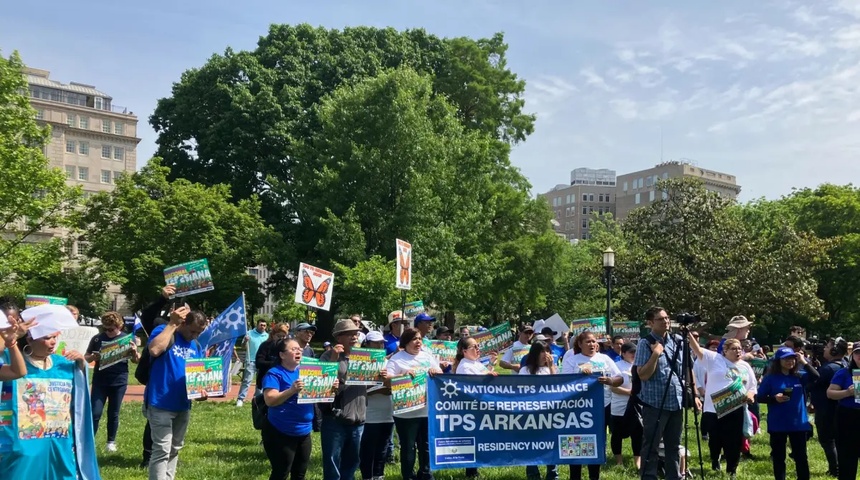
[98,333,136,370]
[164,258,215,298]
[611,321,640,343]
[571,317,607,340]
[423,339,457,364]
[711,376,747,418]
[346,348,386,386]
[392,371,427,415]
[24,295,68,308]
[185,358,224,399]
[749,358,768,378]
[298,362,339,404]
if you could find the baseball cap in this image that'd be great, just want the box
[294,322,317,332]
[852,341,860,353]
[540,326,558,337]
[774,346,797,360]
[387,310,405,325]
[415,312,436,323]
[323,341,331,347]
[435,326,452,337]
[365,331,385,343]
[533,334,549,342]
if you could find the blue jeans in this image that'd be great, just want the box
[91,382,127,442]
[237,360,256,401]
[394,416,433,480]
[526,464,558,480]
[360,422,394,479]
[321,416,364,480]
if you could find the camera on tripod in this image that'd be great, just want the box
[675,312,701,325]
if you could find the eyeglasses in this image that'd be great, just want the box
[466,345,480,351]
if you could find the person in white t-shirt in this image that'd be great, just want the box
[519,340,557,480]
[688,334,757,478]
[453,337,497,479]
[359,331,393,480]
[385,328,442,480]
[561,331,623,480]
[499,324,534,372]
[608,342,642,469]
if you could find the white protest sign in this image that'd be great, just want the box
[58,326,99,356]
[396,239,412,290]
[544,313,569,341]
[294,263,334,311]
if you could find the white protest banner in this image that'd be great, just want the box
[294,263,334,311]
[57,326,99,356]
[396,239,412,290]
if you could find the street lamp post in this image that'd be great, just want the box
[603,248,615,337]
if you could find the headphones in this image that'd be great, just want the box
[830,337,848,358]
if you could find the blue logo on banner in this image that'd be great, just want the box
[428,374,605,469]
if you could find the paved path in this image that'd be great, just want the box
[124,384,257,403]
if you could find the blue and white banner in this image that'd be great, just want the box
[428,374,604,469]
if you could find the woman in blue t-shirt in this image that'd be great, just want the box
[85,311,140,452]
[827,342,860,480]
[262,338,338,480]
[756,347,818,480]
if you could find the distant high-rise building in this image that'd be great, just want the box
[615,160,740,220]
[24,67,140,313]
[541,168,617,242]
[247,266,277,317]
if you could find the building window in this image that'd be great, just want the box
[588,194,594,202]
[649,190,655,202]
[79,142,89,155]
[582,206,588,215]
[114,147,124,161]
[663,172,669,179]
[102,145,111,158]
[248,267,259,276]
[662,191,668,200]
[114,123,124,135]
[623,181,628,192]
[79,116,89,129]
[35,109,44,120]
[65,165,75,179]
[101,170,111,184]
[65,140,76,153]
[102,119,111,133]
[635,193,641,204]
[646,176,653,187]
[67,114,75,127]
[582,194,588,202]
[582,219,588,229]
[113,171,123,183]
[78,166,89,181]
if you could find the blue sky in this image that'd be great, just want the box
[3,0,860,200]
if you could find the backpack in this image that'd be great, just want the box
[135,335,175,386]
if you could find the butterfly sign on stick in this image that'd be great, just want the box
[294,263,334,311]
[395,239,412,290]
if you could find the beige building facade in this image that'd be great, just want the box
[26,67,140,312]
[615,161,740,220]
[542,168,617,242]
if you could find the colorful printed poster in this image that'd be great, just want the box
[392,371,427,415]
[346,348,387,386]
[404,301,425,321]
[164,259,215,298]
[611,321,640,343]
[711,376,747,418]
[749,358,768,378]
[24,295,68,309]
[298,362,339,403]
[570,317,607,341]
[511,345,531,364]
[98,333,136,370]
[423,339,458,364]
[294,263,334,311]
[469,323,513,361]
[56,326,99,357]
[396,239,412,290]
[17,377,72,440]
[185,358,224,399]
[853,369,860,404]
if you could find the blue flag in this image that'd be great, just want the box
[428,374,604,469]
[198,294,248,348]
[133,314,143,333]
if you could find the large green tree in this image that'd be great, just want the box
[616,178,826,332]
[77,159,279,312]
[149,25,535,300]
[0,51,80,294]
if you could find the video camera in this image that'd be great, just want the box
[675,312,701,326]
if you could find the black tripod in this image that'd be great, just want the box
[641,323,705,480]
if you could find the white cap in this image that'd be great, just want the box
[365,331,385,343]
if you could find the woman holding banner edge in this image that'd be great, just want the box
[520,340,558,480]
[561,331,623,480]
[454,336,498,479]
[385,327,442,480]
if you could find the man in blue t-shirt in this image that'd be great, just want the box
[144,306,207,480]
[236,318,269,407]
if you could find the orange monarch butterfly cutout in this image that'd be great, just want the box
[294,262,335,311]
[395,239,412,290]
[301,270,331,307]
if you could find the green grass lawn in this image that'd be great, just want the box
[97,401,832,480]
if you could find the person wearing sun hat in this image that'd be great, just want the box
[319,319,389,480]
[383,311,407,355]
[827,341,860,480]
[717,315,752,354]
[757,346,818,480]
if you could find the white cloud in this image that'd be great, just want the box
[580,68,615,92]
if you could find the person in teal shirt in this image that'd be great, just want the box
[237,318,269,406]
[756,347,818,480]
